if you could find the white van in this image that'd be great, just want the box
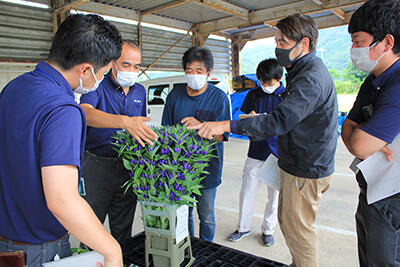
[140,74,230,126]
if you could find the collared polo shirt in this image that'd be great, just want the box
[0,61,86,244]
[80,72,146,157]
[347,59,400,187]
[240,83,285,160]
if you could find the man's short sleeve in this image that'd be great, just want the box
[241,90,255,114]
[360,86,400,143]
[347,88,366,124]
[161,92,173,126]
[79,89,100,107]
[216,93,232,141]
[39,105,84,168]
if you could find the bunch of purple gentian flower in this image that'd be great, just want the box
[112,125,216,207]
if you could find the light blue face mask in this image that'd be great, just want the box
[75,66,103,94]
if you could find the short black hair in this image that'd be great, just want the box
[48,14,122,71]
[276,14,318,52]
[256,58,283,83]
[348,0,400,55]
[182,47,214,72]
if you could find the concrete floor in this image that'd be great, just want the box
[71,137,359,267]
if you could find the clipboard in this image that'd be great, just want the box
[238,113,264,119]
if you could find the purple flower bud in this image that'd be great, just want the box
[178,140,183,145]
[144,185,148,191]
[198,161,204,164]
[139,159,145,165]
[169,173,173,180]
[148,174,152,180]
[183,190,187,194]
[176,196,181,201]
[136,186,141,190]
[160,138,164,144]
[152,161,156,166]
[183,162,191,170]
[133,147,137,152]
[144,194,149,199]
[178,185,183,191]
[148,147,152,152]
[129,172,133,177]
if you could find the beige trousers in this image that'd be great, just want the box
[278,169,333,267]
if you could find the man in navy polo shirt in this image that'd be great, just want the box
[162,47,231,242]
[341,1,400,266]
[80,40,158,245]
[0,14,124,267]
[229,59,284,247]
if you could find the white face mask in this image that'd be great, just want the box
[185,74,207,90]
[113,62,138,88]
[350,42,386,73]
[75,66,103,94]
[261,83,279,94]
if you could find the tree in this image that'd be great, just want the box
[344,61,368,84]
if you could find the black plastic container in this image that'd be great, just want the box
[121,232,289,267]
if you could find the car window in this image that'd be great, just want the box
[148,84,169,105]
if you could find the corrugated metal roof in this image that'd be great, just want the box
[0,2,230,72]
[1,0,366,71]
[154,2,231,24]
[226,0,295,11]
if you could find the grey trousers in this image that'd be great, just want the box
[356,188,400,267]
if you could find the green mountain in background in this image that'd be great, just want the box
[240,25,352,74]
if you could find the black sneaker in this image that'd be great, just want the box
[228,230,251,241]
[262,234,275,246]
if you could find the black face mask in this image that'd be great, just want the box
[275,40,303,67]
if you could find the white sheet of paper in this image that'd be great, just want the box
[175,205,189,243]
[357,134,400,204]
[257,154,280,191]
[43,251,104,267]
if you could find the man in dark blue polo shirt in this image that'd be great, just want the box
[162,47,231,242]
[229,59,284,247]
[80,40,157,245]
[0,14,125,267]
[341,1,400,266]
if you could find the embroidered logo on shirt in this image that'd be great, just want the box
[133,99,142,103]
